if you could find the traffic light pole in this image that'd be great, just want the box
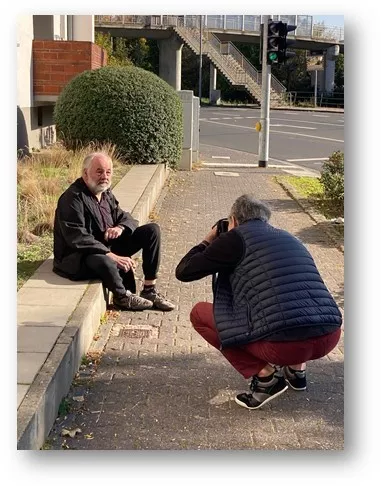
[258,15,271,167]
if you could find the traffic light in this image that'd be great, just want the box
[266,20,297,65]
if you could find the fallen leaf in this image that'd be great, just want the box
[72,396,84,402]
[61,427,82,438]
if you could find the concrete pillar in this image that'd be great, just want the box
[324,45,339,93]
[192,96,200,163]
[177,90,194,170]
[72,15,94,42]
[209,64,221,105]
[158,35,183,91]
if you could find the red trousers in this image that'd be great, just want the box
[190,302,341,379]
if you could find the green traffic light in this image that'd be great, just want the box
[269,52,278,61]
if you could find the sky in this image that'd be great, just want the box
[311,15,344,27]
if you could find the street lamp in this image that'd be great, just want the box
[198,15,203,100]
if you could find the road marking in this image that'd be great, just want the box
[271,124,316,130]
[312,114,330,118]
[233,116,244,119]
[222,117,232,119]
[203,162,298,168]
[286,157,329,162]
[211,156,230,159]
[200,119,344,142]
[202,116,343,127]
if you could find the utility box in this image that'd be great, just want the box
[210,89,221,105]
[177,90,199,170]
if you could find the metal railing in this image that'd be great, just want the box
[94,15,344,42]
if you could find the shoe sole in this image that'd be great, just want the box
[284,378,307,391]
[234,385,288,410]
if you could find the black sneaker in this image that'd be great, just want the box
[140,288,175,311]
[235,372,288,410]
[283,366,307,391]
[113,291,153,311]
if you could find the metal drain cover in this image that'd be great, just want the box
[119,328,152,338]
[214,171,239,177]
[118,325,158,339]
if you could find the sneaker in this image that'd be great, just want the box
[113,291,153,311]
[283,366,307,391]
[235,372,288,410]
[140,288,175,311]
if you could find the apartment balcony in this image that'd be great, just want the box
[33,40,108,103]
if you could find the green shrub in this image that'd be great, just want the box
[320,150,344,215]
[54,66,183,168]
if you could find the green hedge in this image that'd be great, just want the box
[320,150,344,216]
[54,66,183,168]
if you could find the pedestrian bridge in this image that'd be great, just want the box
[94,15,344,50]
[94,15,343,105]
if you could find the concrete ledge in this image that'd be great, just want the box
[17,163,168,449]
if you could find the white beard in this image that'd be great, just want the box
[87,178,111,195]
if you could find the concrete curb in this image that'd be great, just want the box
[17,163,168,450]
[275,176,344,254]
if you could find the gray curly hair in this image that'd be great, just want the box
[229,194,271,224]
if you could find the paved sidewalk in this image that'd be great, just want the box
[46,155,344,450]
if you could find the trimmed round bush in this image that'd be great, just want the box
[54,66,183,168]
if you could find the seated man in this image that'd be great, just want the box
[53,151,175,312]
[175,195,342,410]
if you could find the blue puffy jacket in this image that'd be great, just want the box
[213,220,342,348]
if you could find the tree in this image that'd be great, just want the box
[95,32,132,67]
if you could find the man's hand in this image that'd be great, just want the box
[104,226,123,241]
[106,252,136,272]
[203,225,219,244]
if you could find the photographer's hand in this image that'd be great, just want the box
[203,226,218,244]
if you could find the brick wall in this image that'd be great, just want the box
[33,40,108,96]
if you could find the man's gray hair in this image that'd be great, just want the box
[230,195,271,224]
[82,152,113,171]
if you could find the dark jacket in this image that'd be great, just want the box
[53,177,138,279]
[176,219,342,348]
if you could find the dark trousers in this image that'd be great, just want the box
[190,302,341,379]
[83,223,161,297]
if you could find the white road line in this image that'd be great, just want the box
[211,156,230,159]
[200,119,344,142]
[271,124,316,130]
[222,117,232,119]
[203,116,342,127]
[286,157,329,162]
[203,162,298,168]
[312,114,330,118]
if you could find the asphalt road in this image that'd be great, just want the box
[199,106,344,172]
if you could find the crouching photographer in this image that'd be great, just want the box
[175,194,342,411]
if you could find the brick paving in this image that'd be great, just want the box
[46,161,344,450]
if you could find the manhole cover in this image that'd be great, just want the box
[119,328,152,338]
[214,171,239,177]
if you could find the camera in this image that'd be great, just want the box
[214,218,229,236]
